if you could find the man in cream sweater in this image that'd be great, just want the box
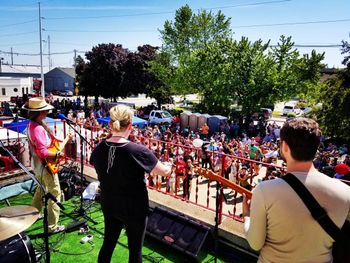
[242,118,350,263]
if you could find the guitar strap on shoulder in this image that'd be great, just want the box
[281,173,342,241]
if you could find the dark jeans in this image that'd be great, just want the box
[98,214,148,263]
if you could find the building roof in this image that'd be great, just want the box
[1,64,49,74]
[57,67,75,78]
[320,67,339,74]
[44,67,75,78]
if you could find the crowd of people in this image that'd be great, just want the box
[11,97,350,262]
[41,96,349,192]
[4,95,350,189]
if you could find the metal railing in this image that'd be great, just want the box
[3,121,348,225]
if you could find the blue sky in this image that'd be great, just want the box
[0,0,349,69]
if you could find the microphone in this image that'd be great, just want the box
[58,115,75,125]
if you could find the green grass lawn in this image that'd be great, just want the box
[1,193,227,263]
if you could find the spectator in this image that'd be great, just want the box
[200,123,209,140]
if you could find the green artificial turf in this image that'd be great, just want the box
[1,193,224,263]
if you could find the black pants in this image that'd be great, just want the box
[98,214,148,263]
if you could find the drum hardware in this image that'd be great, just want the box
[0,205,39,242]
[0,139,65,263]
[0,205,39,263]
[0,232,37,263]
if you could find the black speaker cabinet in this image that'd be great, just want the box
[146,207,210,258]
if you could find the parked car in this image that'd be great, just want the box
[59,90,73,97]
[282,101,298,116]
[51,90,61,95]
[148,110,173,124]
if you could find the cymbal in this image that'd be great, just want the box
[0,205,39,241]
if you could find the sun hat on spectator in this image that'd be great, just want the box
[22,97,54,111]
[335,163,350,175]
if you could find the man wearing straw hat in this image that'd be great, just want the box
[23,97,72,233]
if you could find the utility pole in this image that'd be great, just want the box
[38,1,45,97]
[73,49,77,70]
[48,35,51,70]
[11,47,13,65]
[0,57,3,74]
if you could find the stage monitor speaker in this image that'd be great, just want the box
[146,207,210,258]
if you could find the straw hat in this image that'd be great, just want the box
[22,97,54,111]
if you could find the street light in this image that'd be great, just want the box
[0,57,4,74]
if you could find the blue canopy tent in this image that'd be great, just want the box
[4,117,57,134]
[97,116,148,128]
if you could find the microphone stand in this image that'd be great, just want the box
[0,140,64,263]
[197,139,219,262]
[62,117,97,225]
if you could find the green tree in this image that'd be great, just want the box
[146,51,174,109]
[157,6,325,116]
[187,37,274,115]
[158,5,232,95]
[316,40,350,140]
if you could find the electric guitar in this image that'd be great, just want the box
[196,167,252,199]
[46,134,71,174]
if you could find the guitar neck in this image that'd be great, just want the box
[58,136,71,152]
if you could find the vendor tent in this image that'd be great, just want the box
[97,116,147,128]
[4,117,57,134]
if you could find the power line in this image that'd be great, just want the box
[0,42,38,47]
[234,18,350,28]
[294,44,342,48]
[0,19,37,28]
[46,29,155,33]
[0,30,37,38]
[45,10,173,20]
[208,0,291,11]
[0,44,343,58]
[44,0,291,20]
[0,49,75,56]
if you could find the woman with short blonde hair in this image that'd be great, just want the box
[90,104,171,263]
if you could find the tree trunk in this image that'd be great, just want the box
[84,95,88,110]
[156,98,161,110]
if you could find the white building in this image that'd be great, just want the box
[0,77,34,97]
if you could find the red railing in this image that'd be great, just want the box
[128,135,285,223]
[3,122,348,225]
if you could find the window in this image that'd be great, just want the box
[2,88,5,96]
[155,113,162,118]
[161,112,172,118]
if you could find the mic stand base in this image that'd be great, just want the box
[73,205,98,225]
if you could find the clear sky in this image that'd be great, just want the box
[0,0,349,69]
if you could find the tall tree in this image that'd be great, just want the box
[146,51,173,109]
[316,40,350,140]
[123,45,158,96]
[76,44,160,101]
[158,5,232,95]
